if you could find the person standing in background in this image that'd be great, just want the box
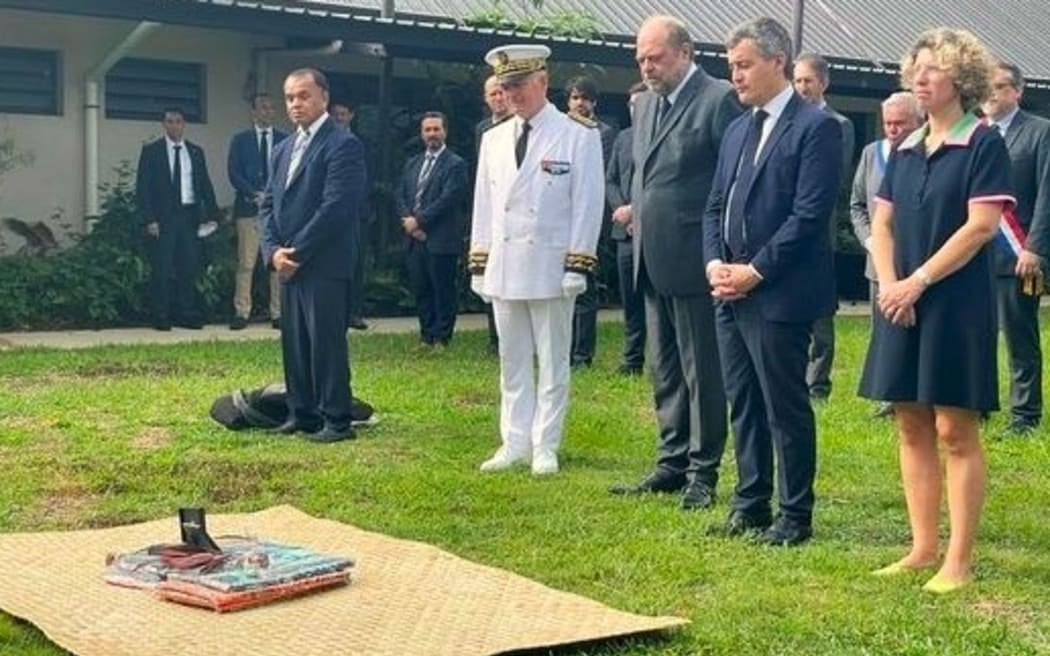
[792,53,855,402]
[605,82,649,376]
[332,101,369,331]
[228,93,286,330]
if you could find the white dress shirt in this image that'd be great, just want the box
[165,136,195,205]
[286,112,330,187]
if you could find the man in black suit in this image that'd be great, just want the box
[793,53,856,401]
[261,68,368,443]
[227,93,287,330]
[135,107,219,331]
[331,101,369,332]
[608,15,740,511]
[396,111,469,347]
[982,62,1050,436]
[565,75,618,368]
[606,82,648,376]
[704,18,843,545]
[473,75,511,354]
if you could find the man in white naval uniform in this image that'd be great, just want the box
[470,44,604,475]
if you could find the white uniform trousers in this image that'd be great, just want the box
[492,296,574,457]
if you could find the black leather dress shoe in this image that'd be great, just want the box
[271,318,281,330]
[1007,419,1038,436]
[608,470,687,496]
[230,316,248,330]
[153,322,172,332]
[711,509,773,537]
[303,425,356,443]
[617,364,644,376]
[175,320,204,330]
[758,515,813,547]
[681,480,716,511]
[272,420,321,435]
[347,317,368,331]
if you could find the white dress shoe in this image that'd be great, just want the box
[479,447,530,472]
[531,450,559,476]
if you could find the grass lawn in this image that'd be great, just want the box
[1,316,1048,655]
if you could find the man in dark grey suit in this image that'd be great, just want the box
[608,15,740,510]
[793,53,855,401]
[982,62,1050,436]
[606,82,648,375]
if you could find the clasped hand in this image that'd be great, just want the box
[878,276,924,327]
[272,247,300,280]
[708,263,760,301]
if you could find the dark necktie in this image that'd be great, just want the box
[653,96,671,139]
[726,109,769,260]
[414,153,436,210]
[172,144,183,203]
[258,130,269,182]
[515,121,531,169]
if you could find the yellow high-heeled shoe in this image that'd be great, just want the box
[871,560,938,577]
[922,573,973,594]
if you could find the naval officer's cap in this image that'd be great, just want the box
[485,44,551,85]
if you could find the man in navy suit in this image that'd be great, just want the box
[135,107,219,331]
[703,17,842,545]
[227,93,287,330]
[396,111,469,347]
[261,68,367,443]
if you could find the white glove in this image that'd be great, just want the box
[561,272,587,298]
[471,275,492,304]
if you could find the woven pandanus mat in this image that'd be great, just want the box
[0,505,686,655]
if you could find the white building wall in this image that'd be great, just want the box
[0,9,268,252]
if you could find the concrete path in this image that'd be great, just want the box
[0,303,876,350]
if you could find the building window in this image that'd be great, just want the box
[105,58,206,123]
[0,47,61,115]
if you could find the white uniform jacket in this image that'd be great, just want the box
[470,102,604,300]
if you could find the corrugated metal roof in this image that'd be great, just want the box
[292,0,1050,82]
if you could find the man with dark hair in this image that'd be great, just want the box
[793,52,856,401]
[331,100,369,331]
[228,93,287,330]
[261,67,368,443]
[136,106,220,330]
[982,62,1050,436]
[474,75,511,355]
[605,81,649,375]
[705,17,843,545]
[564,75,618,368]
[396,111,469,347]
[608,15,740,511]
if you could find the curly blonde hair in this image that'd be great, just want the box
[899,28,994,112]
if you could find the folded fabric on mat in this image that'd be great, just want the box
[156,570,351,612]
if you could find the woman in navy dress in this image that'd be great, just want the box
[858,29,1015,593]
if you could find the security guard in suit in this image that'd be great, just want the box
[470,44,604,475]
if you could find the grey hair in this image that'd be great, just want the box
[795,52,830,85]
[640,15,694,54]
[726,17,793,78]
[881,91,922,121]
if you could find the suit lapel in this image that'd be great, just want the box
[418,151,446,200]
[1005,110,1027,150]
[508,120,557,201]
[285,119,331,190]
[746,94,799,200]
[643,70,703,167]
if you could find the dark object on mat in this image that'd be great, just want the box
[210,384,375,431]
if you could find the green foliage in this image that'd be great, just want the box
[0,164,150,330]
[464,0,602,39]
